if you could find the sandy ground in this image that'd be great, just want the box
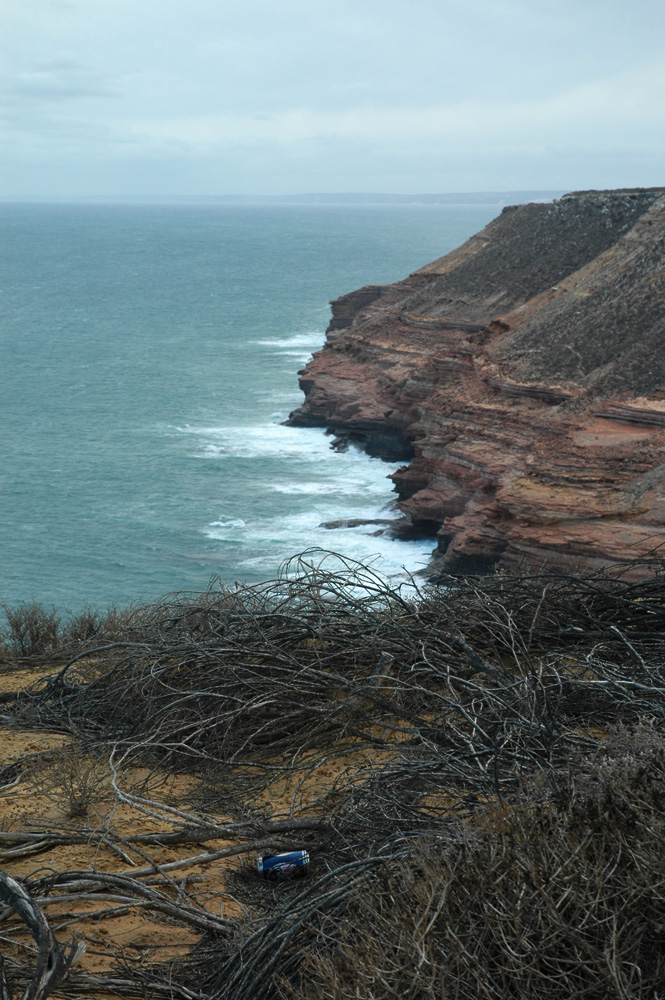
[0,724,232,974]
[0,661,385,986]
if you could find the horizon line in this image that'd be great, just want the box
[0,189,567,205]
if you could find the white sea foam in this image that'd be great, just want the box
[176,411,429,584]
[208,517,247,530]
[253,332,324,350]
[201,490,433,583]
[252,331,324,362]
[234,528,434,582]
[181,423,347,461]
[270,478,392,497]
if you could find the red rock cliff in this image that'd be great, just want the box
[290,189,665,578]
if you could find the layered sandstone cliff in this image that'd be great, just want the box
[290,188,665,577]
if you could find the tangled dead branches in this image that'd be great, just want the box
[2,553,665,998]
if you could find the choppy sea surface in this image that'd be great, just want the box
[1,202,500,610]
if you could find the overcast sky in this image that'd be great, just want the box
[2,0,664,198]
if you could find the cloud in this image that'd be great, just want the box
[7,59,119,102]
[120,58,665,155]
[1,0,664,195]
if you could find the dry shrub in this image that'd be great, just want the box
[60,605,104,645]
[26,744,110,819]
[1,601,60,659]
[0,599,138,662]
[60,602,140,646]
[276,724,665,1000]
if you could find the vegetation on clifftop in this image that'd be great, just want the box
[2,554,665,998]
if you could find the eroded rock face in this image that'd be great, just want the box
[289,189,665,578]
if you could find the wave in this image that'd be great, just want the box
[173,420,430,583]
[252,331,324,361]
[177,423,350,462]
[270,478,392,497]
[252,332,324,349]
[201,499,433,582]
[208,516,247,530]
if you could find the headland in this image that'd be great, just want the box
[290,188,665,577]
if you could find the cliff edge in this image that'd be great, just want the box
[289,188,665,577]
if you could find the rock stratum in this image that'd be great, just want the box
[289,188,665,578]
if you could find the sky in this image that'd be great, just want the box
[1,0,664,198]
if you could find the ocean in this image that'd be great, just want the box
[1,201,501,610]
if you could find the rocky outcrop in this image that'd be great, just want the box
[289,189,665,578]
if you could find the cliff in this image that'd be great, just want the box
[289,188,665,578]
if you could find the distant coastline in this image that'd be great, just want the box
[0,190,565,206]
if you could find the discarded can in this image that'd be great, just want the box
[257,850,310,880]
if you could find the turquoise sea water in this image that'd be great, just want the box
[1,202,500,610]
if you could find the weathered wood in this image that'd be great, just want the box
[0,871,84,1000]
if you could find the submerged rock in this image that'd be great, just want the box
[319,518,397,539]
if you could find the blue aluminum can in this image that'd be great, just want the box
[257,850,310,880]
